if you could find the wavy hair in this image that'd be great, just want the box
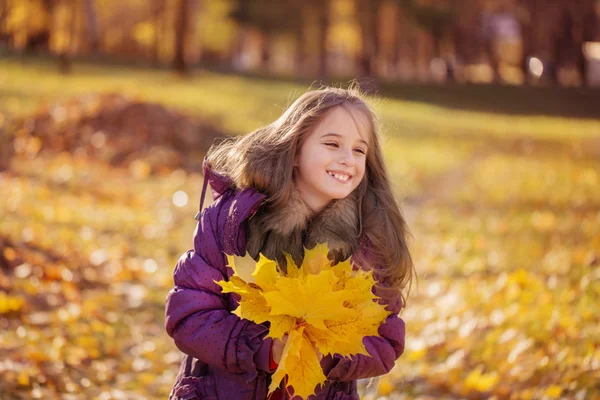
[206,85,415,307]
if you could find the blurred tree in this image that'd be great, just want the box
[404,0,457,59]
[517,0,535,83]
[24,0,53,52]
[315,0,330,81]
[0,0,9,43]
[398,7,421,79]
[174,0,193,74]
[82,0,98,51]
[228,0,329,78]
[294,4,308,76]
[229,0,250,70]
[58,0,77,74]
[561,0,597,86]
[355,0,382,90]
[152,0,165,65]
[519,0,597,86]
[229,0,285,69]
[392,0,461,82]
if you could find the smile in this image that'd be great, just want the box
[327,171,351,183]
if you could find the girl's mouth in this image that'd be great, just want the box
[327,171,351,184]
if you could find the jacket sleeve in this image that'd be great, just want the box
[320,313,405,381]
[164,193,275,378]
[320,242,406,381]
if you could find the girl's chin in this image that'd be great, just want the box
[322,189,352,200]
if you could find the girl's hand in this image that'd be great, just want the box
[271,334,288,364]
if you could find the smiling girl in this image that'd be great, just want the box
[165,85,415,400]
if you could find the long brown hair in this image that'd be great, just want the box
[207,85,415,307]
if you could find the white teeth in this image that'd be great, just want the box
[328,171,350,181]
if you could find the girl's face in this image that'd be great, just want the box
[293,106,369,213]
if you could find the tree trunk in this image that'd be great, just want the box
[23,0,54,51]
[294,8,306,78]
[392,4,407,77]
[260,30,271,70]
[577,0,597,86]
[518,1,532,83]
[232,24,246,71]
[58,0,76,74]
[0,0,8,43]
[356,0,380,92]
[174,0,191,75]
[551,5,575,85]
[82,0,98,52]
[152,0,165,65]
[316,0,329,82]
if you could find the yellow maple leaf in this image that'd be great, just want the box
[269,326,304,394]
[252,254,279,290]
[304,324,351,356]
[232,290,271,323]
[282,251,302,278]
[215,242,390,399]
[221,277,271,323]
[302,242,331,275]
[264,272,356,330]
[267,314,296,340]
[225,252,257,283]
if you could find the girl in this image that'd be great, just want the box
[165,86,415,400]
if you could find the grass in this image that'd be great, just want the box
[1,57,600,144]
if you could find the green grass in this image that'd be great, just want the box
[1,58,599,143]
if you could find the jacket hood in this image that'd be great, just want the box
[194,156,243,220]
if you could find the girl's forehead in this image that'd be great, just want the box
[335,104,372,145]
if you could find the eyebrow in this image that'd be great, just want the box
[321,132,369,147]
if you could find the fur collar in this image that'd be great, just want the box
[245,187,361,270]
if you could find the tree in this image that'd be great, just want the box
[355,0,382,91]
[58,0,78,74]
[82,0,99,52]
[152,0,166,65]
[410,0,457,58]
[229,0,310,74]
[313,0,330,81]
[391,0,461,82]
[23,0,54,52]
[173,0,193,74]
[0,0,10,44]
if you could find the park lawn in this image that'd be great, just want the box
[1,58,599,399]
[1,57,600,142]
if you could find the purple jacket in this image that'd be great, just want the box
[164,158,406,400]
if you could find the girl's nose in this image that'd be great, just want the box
[339,149,355,167]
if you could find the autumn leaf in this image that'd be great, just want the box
[215,242,390,399]
[225,253,257,284]
[270,326,328,399]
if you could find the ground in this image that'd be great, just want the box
[0,58,599,399]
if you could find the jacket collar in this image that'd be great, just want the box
[244,176,361,268]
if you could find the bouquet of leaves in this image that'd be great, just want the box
[215,243,390,399]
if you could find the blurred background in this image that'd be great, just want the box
[0,1,599,399]
[1,0,600,85]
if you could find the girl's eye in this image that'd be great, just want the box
[325,142,366,154]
